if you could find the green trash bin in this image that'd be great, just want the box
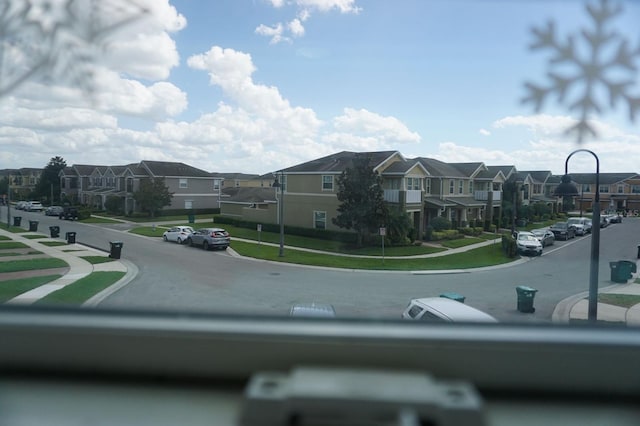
[188,213,195,224]
[516,285,537,313]
[615,260,636,282]
[440,292,466,303]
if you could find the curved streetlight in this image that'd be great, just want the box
[553,149,600,322]
[272,171,285,257]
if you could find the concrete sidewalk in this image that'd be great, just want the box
[0,227,133,305]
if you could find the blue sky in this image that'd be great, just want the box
[1,0,639,175]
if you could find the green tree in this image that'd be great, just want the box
[133,178,173,218]
[34,156,67,204]
[332,154,388,247]
[386,207,413,245]
[104,195,123,215]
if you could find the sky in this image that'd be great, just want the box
[0,0,639,176]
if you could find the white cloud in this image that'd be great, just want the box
[479,128,491,136]
[257,0,361,43]
[332,108,421,145]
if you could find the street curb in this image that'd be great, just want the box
[82,258,139,307]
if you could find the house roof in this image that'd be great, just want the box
[446,196,495,207]
[72,165,103,176]
[414,158,468,177]
[140,160,211,178]
[281,150,399,174]
[210,172,260,180]
[221,187,277,203]
[561,173,638,185]
[380,160,428,175]
[448,162,485,177]
[519,170,552,183]
[482,165,517,179]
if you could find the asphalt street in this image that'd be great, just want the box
[3,207,639,323]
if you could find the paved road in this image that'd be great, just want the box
[3,207,639,322]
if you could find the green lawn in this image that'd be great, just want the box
[440,237,485,249]
[0,258,68,273]
[597,293,640,308]
[39,241,70,247]
[35,271,126,304]
[80,256,117,264]
[129,226,167,238]
[0,241,29,249]
[22,234,49,239]
[0,250,41,257]
[230,240,512,270]
[0,223,27,232]
[0,275,62,302]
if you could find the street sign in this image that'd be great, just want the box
[380,227,386,236]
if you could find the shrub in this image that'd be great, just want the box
[430,216,452,231]
[501,234,518,258]
[424,226,434,241]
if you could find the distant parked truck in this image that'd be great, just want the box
[59,206,79,221]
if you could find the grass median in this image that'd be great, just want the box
[0,258,68,273]
[230,240,512,270]
[34,271,126,304]
[0,275,62,302]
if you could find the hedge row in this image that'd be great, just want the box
[213,215,358,244]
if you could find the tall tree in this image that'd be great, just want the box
[34,156,67,204]
[332,154,389,247]
[133,178,174,218]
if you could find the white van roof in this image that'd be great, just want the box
[407,297,498,323]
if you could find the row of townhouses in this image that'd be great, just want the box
[3,151,640,235]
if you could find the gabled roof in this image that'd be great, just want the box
[519,170,552,183]
[448,162,485,177]
[380,160,428,175]
[72,165,102,176]
[281,150,399,174]
[221,187,277,203]
[140,160,211,178]
[414,158,467,178]
[561,173,638,185]
[211,172,260,180]
[484,165,517,180]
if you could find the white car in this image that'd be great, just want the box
[25,201,43,211]
[162,226,194,244]
[567,217,591,235]
[402,297,498,323]
[515,231,543,256]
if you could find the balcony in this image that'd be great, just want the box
[474,190,501,202]
[384,190,422,204]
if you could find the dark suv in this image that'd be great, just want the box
[59,206,79,221]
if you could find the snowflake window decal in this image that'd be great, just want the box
[523,0,640,143]
[0,0,149,99]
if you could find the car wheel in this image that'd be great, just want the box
[177,238,184,245]
[163,235,168,242]
[222,246,228,250]
[203,241,209,251]
[187,238,193,247]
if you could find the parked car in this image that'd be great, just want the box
[567,217,591,235]
[599,215,609,228]
[530,228,555,247]
[289,303,336,318]
[187,227,230,250]
[59,206,79,221]
[549,222,576,240]
[45,205,64,216]
[162,226,194,244]
[607,213,623,224]
[15,201,28,210]
[402,297,498,323]
[515,231,543,256]
[25,201,43,212]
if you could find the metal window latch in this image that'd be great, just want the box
[240,367,485,426]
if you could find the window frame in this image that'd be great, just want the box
[313,210,326,230]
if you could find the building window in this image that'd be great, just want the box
[184,200,193,209]
[314,211,326,229]
[582,184,591,193]
[449,180,454,194]
[179,178,188,188]
[599,185,609,193]
[458,180,464,194]
[406,177,421,191]
[322,175,334,191]
[469,181,473,194]
[618,185,624,193]
[632,185,640,194]
[425,178,431,194]
[213,179,221,190]
[533,184,542,194]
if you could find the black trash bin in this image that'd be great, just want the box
[109,241,123,259]
[440,292,466,303]
[28,220,38,232]
[49,226,60,238]
[637,245,640,259]
[516,285,537,313]
[65,231,76,244]
[13,216,21,227]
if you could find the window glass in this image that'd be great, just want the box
[322,176,333,191]
[313,211,326,229]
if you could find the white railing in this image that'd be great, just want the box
[384,189,399,203]
[406,190,422,203]
[474,190,501,201]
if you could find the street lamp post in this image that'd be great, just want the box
[553,149,600,322]
[272,171,285,257]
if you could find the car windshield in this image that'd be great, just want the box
[1,0,639,331]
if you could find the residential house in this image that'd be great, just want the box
[553,172,639,213]
[2,168,42,200]
[60,160,222,213]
